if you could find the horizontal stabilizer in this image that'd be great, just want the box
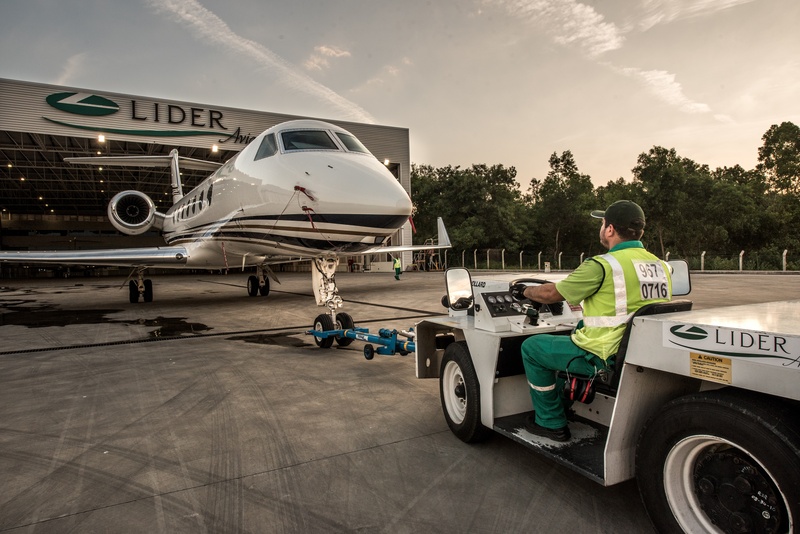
[0,247,189,268]
[65,155,223,172]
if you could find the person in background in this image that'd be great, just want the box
[393,256,402,280]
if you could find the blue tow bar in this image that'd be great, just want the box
[307,325,415,360]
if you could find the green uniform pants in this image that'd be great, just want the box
[520,333,608,429]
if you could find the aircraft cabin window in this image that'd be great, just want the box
[254,133,278,160]
[207,184,213,205]
[281,130,339,151]
[335,133,371,154]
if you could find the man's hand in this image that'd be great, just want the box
[510,283,529,302]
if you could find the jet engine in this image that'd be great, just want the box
[108,191,158,235]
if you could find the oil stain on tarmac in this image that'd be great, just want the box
[0,303,211,338]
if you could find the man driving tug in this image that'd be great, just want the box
[512,200,672,441]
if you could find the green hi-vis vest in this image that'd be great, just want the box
[572,248,672,360]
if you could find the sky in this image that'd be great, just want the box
[1,0,798,190]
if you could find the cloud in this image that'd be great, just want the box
[483,0,742,119]
[350,58,413,94]
[616,66,713,114]
[636,0,758,31]
[482,0,625,58]
[53,53,87,85]
[146,0,375,123]
[304,45,352,71]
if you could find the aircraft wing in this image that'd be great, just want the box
[65,155,222,172]
[0,247,189,267]
[361,217,451,255]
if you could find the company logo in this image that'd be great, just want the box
[46,92,120,117]
[669,324,708,341]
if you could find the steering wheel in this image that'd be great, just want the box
[510,278,565,315]
[510,278,551,286]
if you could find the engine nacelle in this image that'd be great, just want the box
[108,191,157,235]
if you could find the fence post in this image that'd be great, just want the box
[739,250,745,271]
[486,249,490,270]
[444,249,448,270]
[520,251,523,270]
[501,249,505,270]
[558,252,563,270]
[461,250,465,268]
[474,249,478,270]
[665,251,670,261]
[580,252,584,264]
[701,251,706,271]
[783,250,788,272]
[538,251,542,271]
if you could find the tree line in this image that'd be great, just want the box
[411,121,800,270]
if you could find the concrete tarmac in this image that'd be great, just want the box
[2,271,800,533]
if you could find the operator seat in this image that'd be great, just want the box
[578,299,693,398]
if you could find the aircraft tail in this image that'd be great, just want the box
[169,149,184,203]
[65,153,223,205]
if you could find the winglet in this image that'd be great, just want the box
[437,217,451,247]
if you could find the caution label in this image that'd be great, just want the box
[690,353,732,384]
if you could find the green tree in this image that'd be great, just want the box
[529,151,596,262]
[757,121,800,194]
[411,163,528,251]
[631,147,709,258]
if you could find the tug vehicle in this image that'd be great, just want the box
[414,266,799,533]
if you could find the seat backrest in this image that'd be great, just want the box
[607,299,693,391]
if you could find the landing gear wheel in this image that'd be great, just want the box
[128,280,139,303]
[439,341,490,443]
[259,277,270,297]
[247,275,259,297]
[312,314,335,348]
[636,390,800,534]
[335,312,355,346]
[363,344,375,360]
[143,279,153,303]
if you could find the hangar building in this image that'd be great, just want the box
[0,78,413,277]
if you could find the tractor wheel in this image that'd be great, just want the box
[439,341,490,443]
[636,389,800,534]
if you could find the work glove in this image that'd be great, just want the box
[510,283,529,302]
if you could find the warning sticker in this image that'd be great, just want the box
[690,353,732,384]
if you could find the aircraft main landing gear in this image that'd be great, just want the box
[247,265,272,297]
[128,268,153,303]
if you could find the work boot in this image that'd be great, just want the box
[524,415,570,442]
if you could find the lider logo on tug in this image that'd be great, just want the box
[665,323,800,368]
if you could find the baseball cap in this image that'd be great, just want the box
[591,200,645,229]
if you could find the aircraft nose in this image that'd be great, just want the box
[315,155,412,217]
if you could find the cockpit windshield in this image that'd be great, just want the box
[335,132,372,154]
[281,130,339,151]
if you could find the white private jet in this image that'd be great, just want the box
[0,119,450,337]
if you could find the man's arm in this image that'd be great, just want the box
[522,283,564,304]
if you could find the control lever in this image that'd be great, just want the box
[525,306,539,326]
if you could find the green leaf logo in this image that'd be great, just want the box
[670,324,707,341]
[46,92,119,116]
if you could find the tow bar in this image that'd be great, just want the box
[307,325,416,360]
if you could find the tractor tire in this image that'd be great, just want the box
[636,389,800,534]
[439,341,491,443]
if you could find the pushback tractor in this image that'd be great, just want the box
[414,265,800,533]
